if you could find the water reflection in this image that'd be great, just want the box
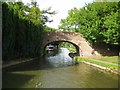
[3,48,119,88]
[45,48,74,67]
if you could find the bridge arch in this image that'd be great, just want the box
[43,40,80,56]
[43,32,98,56]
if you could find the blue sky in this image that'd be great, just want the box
[22,0,94,29]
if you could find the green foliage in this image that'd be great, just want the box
[74,56,119,69]
[2,1,55,61]
[59,42,76,53]
[59,2,119,45]
[44,26,57,31]
[91,56,119,64]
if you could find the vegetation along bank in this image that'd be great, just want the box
[74,56,120,75]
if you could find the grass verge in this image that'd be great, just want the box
[74,56,120,69]
[91,56,119,64]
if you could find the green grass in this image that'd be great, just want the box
[74,56,120,69]
[91,56,119,64]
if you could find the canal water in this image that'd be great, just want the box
[3,48,118,88]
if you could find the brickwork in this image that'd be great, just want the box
[43,32,100,56]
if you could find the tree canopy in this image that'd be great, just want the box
[2,1,56,61]
[59,2,119,45]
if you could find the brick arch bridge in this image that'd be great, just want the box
[43,32,99,56]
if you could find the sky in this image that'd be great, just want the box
[22,0,94,29]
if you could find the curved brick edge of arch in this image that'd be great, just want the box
[42,32,100,56]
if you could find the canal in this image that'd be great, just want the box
[3,48,118,88]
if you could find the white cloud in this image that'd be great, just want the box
[22,0,94,29]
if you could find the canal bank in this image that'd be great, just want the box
[2,57,39,71]
[2,55,119,75]
[2,48,119,88]
[74,56,120,75]
[3,60,118,88]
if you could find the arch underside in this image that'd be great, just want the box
[43,40,80,56]
[43,32,94,57]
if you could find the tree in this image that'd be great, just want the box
[59,2,119,45]
[2,1,56,61]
